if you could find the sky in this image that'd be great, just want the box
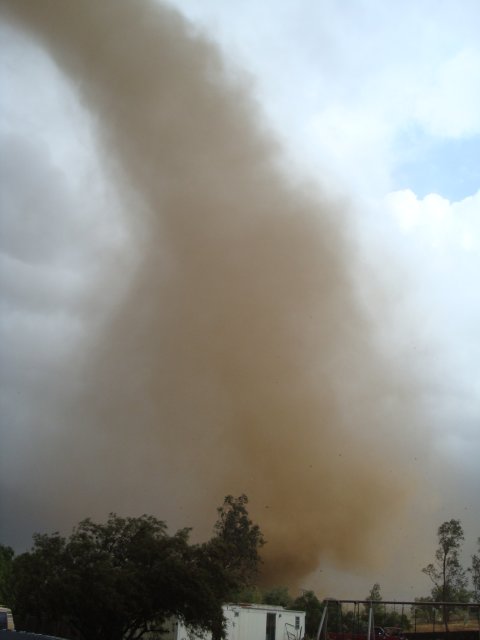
[0,0,479,602]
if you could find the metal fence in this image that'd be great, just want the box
[315,600,480,640]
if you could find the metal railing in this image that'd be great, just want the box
[315,599,480,640]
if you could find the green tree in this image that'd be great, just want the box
[11,532,67,633]
[470,537,480,601]
[291,590,322,639]
[362,583,410,629]
[366,582,382,602]
[9,497,265,640]
[365,583,385,623]
[201,495,265,640]
[0,544,14,606]
[262,586,293,607]
[11,514,225,640]
[211,494,265,589]
[234,584,263,603]
[412,596,434,624]
[422,519,469,631]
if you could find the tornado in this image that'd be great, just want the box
[0,0,426,586]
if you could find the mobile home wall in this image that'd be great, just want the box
[166,603,305,640]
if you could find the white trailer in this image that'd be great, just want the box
[0,607,15,631]
[163,603,305,640]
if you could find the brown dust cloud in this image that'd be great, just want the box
[1,0,428,587]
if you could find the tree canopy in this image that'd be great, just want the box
[3,510,478,640]
[470,537,480,601]
[211,494,265,590]
[422,519,470,630]
[262,586,293,608]
[0,544,14,605]
[198,494,265,640]
[363,583,410,630]
[6,496,265,640]
[291,590,323,639]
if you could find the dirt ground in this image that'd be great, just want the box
[413,621,480,632]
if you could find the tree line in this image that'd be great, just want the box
[0,495,264,640]
[0,506,478,640]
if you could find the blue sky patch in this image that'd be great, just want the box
[393,128,480,201]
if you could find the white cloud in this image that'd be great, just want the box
[381,189,480,449]
[386,188,480,251]
[168,0,480,199]
[0,24,134,452]
[414,48,480,139]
